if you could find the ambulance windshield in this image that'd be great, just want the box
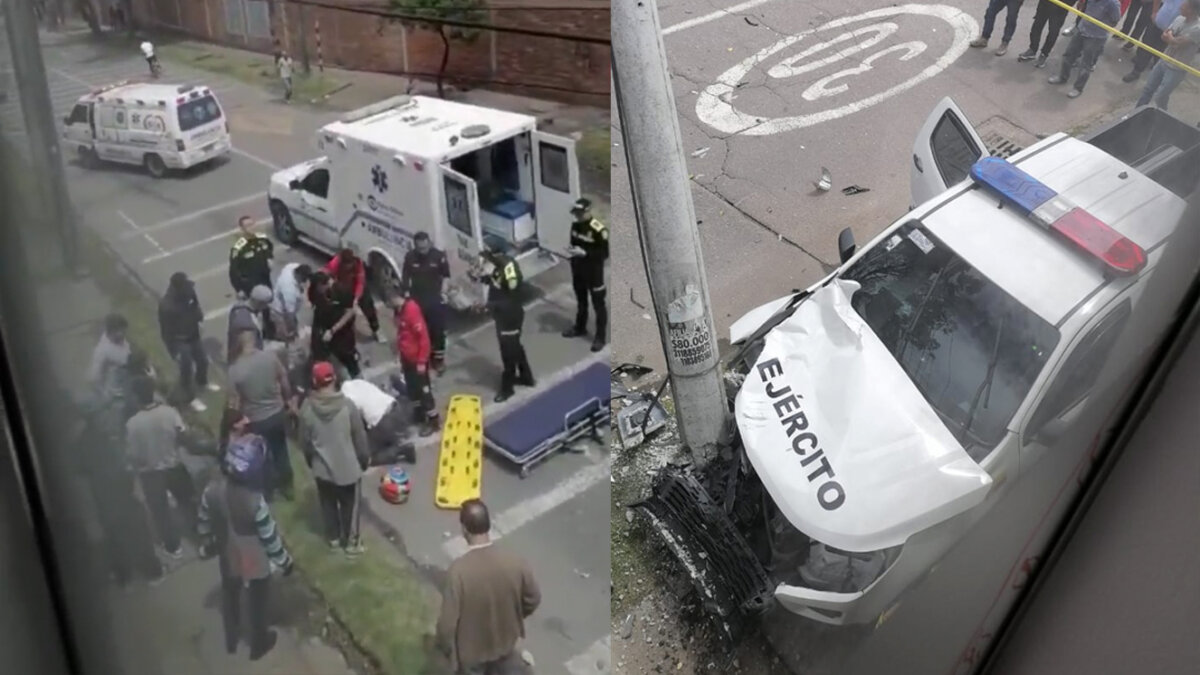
[840,221,1060,455]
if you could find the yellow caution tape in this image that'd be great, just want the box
[1044,0,1200,78]
[434,394,484,510]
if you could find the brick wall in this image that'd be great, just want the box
[131,0,609,106]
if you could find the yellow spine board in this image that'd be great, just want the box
[434,394,484,510]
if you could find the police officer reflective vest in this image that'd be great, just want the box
[229,234,274,289]
[570,218,609,263]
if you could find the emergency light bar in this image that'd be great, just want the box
[970,157,1145,276]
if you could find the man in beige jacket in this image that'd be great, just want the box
[436,500,541,674]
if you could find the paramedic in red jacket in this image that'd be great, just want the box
[393,293,439,437]
[323,249,382,343]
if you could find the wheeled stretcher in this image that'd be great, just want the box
[484,360,610,478]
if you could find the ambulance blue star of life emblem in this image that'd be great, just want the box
[371,165,388,193]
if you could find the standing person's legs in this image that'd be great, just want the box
[218,567,243,653]
[164,464,199,542]
[246,578,276,659]
[1042,7,1067,55]
[1027,1,1051,54]
[187,336,210,393]
[1130,24,1166,77]
[401,360,436,422]
[1153,66,1186,110]
[314,478,342,546]
[497,329,518,398]
[139,468,181,554]
[250,413,293,499]
[175,341,197,402]
[979,0,1008,39]
[334,346,361,379]
[1000,0,1023,45]
[588,263,607,347]
[417,296,447,370]
[334,482,358,548]
[1137,61,1168,106]
[358,286,381,336]
[567,263,589,335]
[1072,37,1105,91]
[1053,32,1085,82]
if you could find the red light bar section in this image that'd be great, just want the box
[1049,207,1146,276]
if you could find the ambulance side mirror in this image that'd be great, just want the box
[288,179,301,191]
[837,228,856,264]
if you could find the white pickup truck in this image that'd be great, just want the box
[637,100,1200,631]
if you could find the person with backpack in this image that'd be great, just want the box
[298,361,370,555]
[197,409,294,660]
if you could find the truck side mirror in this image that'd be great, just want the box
[288,179,301,191]
[837,228,856,264]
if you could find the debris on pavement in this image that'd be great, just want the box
[691,146,711,158]
[815,166,832,192]
[617,398,670,449]
[620,613,635,639]
[744,16,760,26]
[630,288,647,310]
[841,184,870,195]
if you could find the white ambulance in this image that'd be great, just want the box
[266,95,583,309]
[60,81,231,177]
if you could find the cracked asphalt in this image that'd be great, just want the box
[612,0,1168,371]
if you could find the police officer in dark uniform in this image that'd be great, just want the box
[229,215,275,340]
[477,243,535,403]
[561,198,609,352]
[402,231,451,374]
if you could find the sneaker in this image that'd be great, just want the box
[494,390,513,403]
[1067,89,1082,98]
[419,422,437,438]
[1110,33,1123,41]
[1017,49,1037,62]
[1121,41,1134,51]
[344,543,366,557]
[561,327,588,339]
[1122,71,1141,83]
[374,332,387,344]
[591,337,606,353]
[1062,26,1074,37]
[205,383,221,393]
[165,546,184,560]
[1035,54,1048,69]
[328,539,341,551]
[994,42,1009,56]
[190,399,208,413]
[1048,75,1065,85]
[969,37,988,48]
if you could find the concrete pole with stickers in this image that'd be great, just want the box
[612,0,729,466]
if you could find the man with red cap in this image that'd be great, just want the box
[323,248,382,343]
[392,293,439,437]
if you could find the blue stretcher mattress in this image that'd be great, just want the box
[485,362,611,461]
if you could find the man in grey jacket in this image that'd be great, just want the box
[227,285,273,364]
[298,361,370,555]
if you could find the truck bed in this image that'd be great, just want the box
[1084,108,1200,199]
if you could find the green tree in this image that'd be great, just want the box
[387,0,486,98]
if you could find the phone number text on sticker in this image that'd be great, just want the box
[694,4,978,136]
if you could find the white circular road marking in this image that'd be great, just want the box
[693,4,979,136]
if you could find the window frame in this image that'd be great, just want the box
[538,140,570,193]
[301,168,330,200]
[930,110,983,188]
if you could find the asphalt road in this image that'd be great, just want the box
[613,0,1167,372]
[1,32,610,675]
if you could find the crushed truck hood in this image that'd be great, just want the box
[734,279,992,553]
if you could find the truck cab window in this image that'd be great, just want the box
[539,141,569,192]
[301,169,330,199]
[1024,300,1132,443]
[67,105,89,125]
[931,110,982,187]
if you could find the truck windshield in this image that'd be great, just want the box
[176,95,222,132]
[840,221,1060,456]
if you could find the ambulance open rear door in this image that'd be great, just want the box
[532,131,580,258]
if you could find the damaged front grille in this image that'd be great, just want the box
[635,467,775,630]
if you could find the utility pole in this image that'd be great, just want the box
[612,0,728,466]
[3,0,80,274]
[298,1,311,74]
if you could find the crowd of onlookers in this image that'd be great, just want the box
[970,0,1200,111]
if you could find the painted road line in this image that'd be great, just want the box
[117,210,167,254]
[442,460,611,560]
[121,192,266,238]
[191,263,230,282]
[565,635,611,675]
[141,218,269,264]
[662,0,779,35]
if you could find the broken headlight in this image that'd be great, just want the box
[765,502,901,593]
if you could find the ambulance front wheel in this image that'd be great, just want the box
[143,153,166,179]
[271,201,299,245]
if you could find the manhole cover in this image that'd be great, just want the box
[976,116,1039,160]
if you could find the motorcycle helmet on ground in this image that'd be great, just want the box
[379,465,412,504]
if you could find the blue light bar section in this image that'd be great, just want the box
[969,157,1058,216]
